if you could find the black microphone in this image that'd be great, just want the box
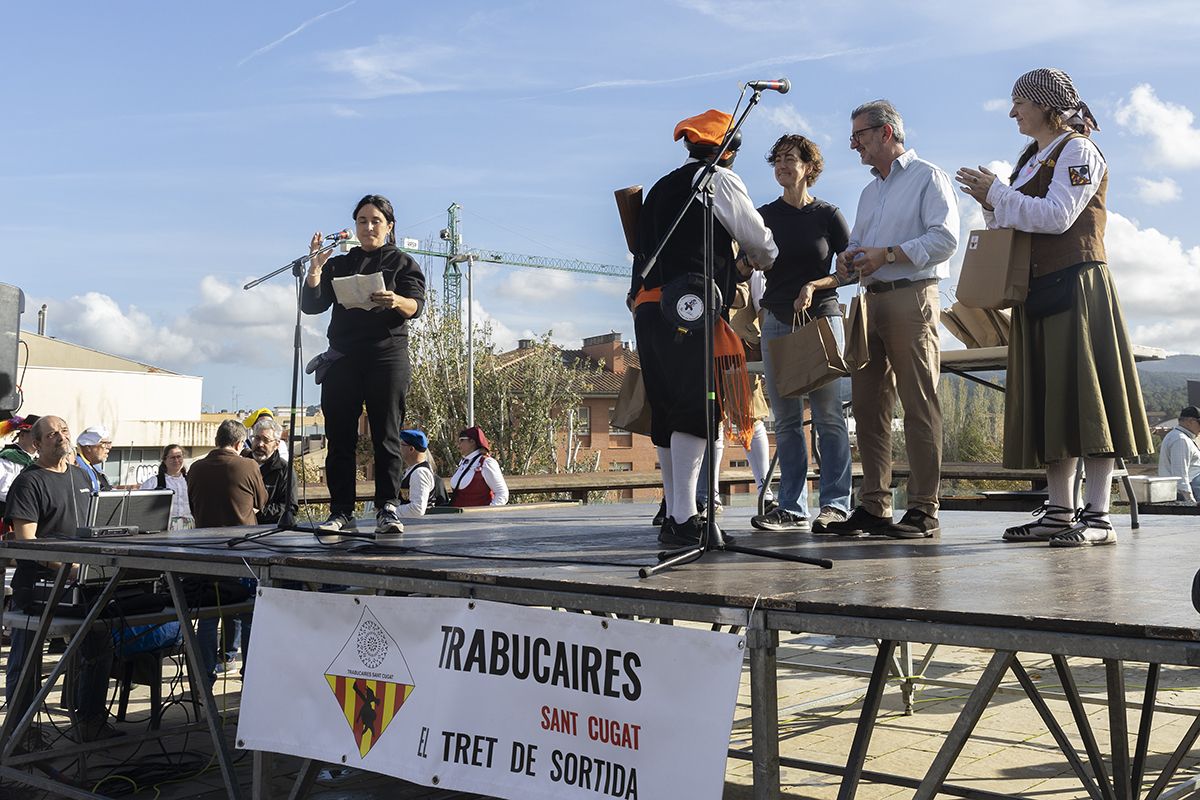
[324,229,352,241]
[745,79,790,94]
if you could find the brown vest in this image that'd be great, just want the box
[1015,132,1107,278]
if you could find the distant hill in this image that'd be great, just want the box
[1139,353,1200,375]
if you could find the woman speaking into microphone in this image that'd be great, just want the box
[302,194,426,534]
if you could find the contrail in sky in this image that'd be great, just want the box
[237,1,357,67]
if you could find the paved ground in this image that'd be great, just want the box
[3,628,1199,799]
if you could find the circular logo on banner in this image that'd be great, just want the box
[675,293,705,322]
[356,619,389,668]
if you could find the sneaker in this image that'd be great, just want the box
[1002,503,1077,543]
[1048,505,1116,548]
[658,515,736,548]
[750,508,811,532]
[652,499,666,527]
[812,507,848,534]
[823,506,895,537]
[375,503,404,535]
[72,718,125,743]
[317,513,355,533]
[762,498,779,515]
[888,508,939,539]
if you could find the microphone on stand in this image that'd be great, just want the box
[324,229,353,241]
[745,79,790,94]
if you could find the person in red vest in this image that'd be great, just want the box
[448,426,508,507]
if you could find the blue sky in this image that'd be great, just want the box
[4,1,1199,411]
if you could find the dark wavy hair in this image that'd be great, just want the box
[765,134,825,186]
[353,194,397,245]
[157,443,186,480]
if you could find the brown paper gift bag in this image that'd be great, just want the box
[957,228,1030,309]
[766,314,849,398]
[843,286,870,371]
[942,302,1011,348]
[610,366,652,435]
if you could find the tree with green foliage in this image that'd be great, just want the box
[403,292,596,482]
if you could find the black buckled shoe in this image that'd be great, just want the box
[658,515,735,548]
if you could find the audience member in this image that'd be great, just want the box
[243,408,288,461]
[186,420,266,684]
[0,414,40,517]
[75,425,113,492]
[187,420,267,528]
[1159,406,1200,505]
[248,417,298,524]
[397,428,447,520]
[449,426,509,507]
[4,416,117,742]
[139,444,193,529]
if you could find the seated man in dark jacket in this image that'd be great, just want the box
[249,417,298,524]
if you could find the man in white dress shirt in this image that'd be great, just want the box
[1159,406,1200,505]
[831,99,959,539]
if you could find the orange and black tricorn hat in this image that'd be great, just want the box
[673,109,734,146]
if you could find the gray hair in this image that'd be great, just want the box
[851,99,905,144]
[215,419,248,448]
[252,417,282,438]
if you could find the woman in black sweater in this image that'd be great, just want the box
[302,194,426,534]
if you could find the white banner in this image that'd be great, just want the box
[238,589,745,800]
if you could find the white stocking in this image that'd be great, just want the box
[657,446,673,521]
[669,432,705,524]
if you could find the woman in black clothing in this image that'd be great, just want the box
[302,194,426,534]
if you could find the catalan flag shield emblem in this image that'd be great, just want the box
[325,607,415,758]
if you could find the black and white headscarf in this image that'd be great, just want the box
[1012,67,1100,134]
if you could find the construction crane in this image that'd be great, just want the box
[395,203,627,319]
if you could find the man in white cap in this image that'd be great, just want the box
[76,425,113,492]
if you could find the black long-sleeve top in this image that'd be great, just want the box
[300,243,426,350]
[756,198,850,320]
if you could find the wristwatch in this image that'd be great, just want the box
[885,246,896,264]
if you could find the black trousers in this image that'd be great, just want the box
[634,304,716,448]
[321,337,411,514]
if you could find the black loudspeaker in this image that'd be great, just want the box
[0,283,25,413]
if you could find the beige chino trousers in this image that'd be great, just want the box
[850,282,943,517]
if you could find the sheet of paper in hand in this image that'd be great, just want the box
[333,273,386,311]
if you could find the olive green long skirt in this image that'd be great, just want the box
[1003,262,1153,469]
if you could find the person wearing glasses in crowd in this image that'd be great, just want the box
[449,426,508,507]
[139,444,194,529]
[956,68,1152,546]
[830,100,959,539]
[75,425,113,492]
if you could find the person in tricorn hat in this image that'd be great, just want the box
[449,425,508,507]
[631,108,777,548]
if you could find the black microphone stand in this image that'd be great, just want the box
[227,239,345,547]
[639,88,833,578]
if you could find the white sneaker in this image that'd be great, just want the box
[375,503,404,535]
[317,513,355,532]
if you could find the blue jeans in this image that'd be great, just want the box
[197,615,251,684]
[760,312,853,516]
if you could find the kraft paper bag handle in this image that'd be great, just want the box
[791,310,815,332]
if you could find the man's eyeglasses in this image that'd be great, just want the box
[849,124,883,145]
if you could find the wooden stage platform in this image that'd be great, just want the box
[2,503,1199,799]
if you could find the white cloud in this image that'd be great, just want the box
[982,98,1008,113]
[1133,176,1182,204]
[1105,211,1200,352]
[1114,84,1200,169]
[320,39,461,98]
[763,104,815,135]
[45,277,328,372]
[237,1,357,67]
